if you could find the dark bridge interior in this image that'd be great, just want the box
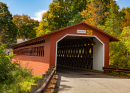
[57,36,95,70]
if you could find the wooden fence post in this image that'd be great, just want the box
[31,85,38,93]
[38,78,46,85]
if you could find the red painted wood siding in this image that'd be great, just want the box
[13,36,51,75]
[12,56,49,75]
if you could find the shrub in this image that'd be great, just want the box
[0,44,20,83]
[0,67,41,93]
[0,44,42,92]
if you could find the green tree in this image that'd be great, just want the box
[12,14,39,39]
[103,0,121,36]
[0,2,12,32]
[0,44,19,82]
[36,1,68,36]
[36,0,89,36]
[109,41,129,68]
[109,27,130,68]
[53,0,88,25]
[36,20,51,37]
[2,21,17,45]
[0,2,17,45]
[120,26,130,53]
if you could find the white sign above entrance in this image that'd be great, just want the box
[77,30,86,33]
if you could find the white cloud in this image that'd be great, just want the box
[114,0,119,1]
[32,10,47,21]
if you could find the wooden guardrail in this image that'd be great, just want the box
[103,67,130,73]
[31,66,58,93]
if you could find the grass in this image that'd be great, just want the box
[0,67,42,93]
[107,71,130,78]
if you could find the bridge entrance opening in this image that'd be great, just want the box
[56,35,104,72]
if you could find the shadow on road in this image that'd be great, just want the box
[56,66,128,79]
[56,67,130,93]
[57,72,73,92]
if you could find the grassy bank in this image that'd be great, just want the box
[106,72,130,78]
[0,67,41,93]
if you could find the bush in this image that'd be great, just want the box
[108,71,130,78]
[0,44,20,83]
[109,42,129,68]
[0,67,41,93]
[0,44,42,92]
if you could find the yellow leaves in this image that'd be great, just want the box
[36,28,51,37]
[120,26,130,52]
[86,30,93,35]
[36,30,43,37]
[50,25,55,29]
[42,12,49,20]
[45,29,51,34]
[110,32,116,37]
[48,13,56,20]
[36,20,52,37]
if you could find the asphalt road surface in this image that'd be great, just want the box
[57,68,130,93]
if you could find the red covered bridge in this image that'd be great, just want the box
[12,22,119,75]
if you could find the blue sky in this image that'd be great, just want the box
[0,0,130,21]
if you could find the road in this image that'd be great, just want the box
[57,68,130,93]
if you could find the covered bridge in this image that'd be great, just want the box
[12,22,119,75]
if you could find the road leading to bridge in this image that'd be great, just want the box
[57,69,130,93]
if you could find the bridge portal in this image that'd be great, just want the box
[56,35,104,71]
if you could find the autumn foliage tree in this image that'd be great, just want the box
[80,0,107,27]
[36,0,88,36]
[36,0,130,68]
[36,1,68,36]
[121,9,130,29]
[12,14,39,39]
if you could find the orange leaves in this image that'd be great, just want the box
[122,11,130,28]
[80,2,104,27]
[12,14,39,38]
[48,13,56,20]
[12,14,39,25]
[42,12,49,21]
[80,4,98,27]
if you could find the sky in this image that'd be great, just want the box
[0,0,130,21]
